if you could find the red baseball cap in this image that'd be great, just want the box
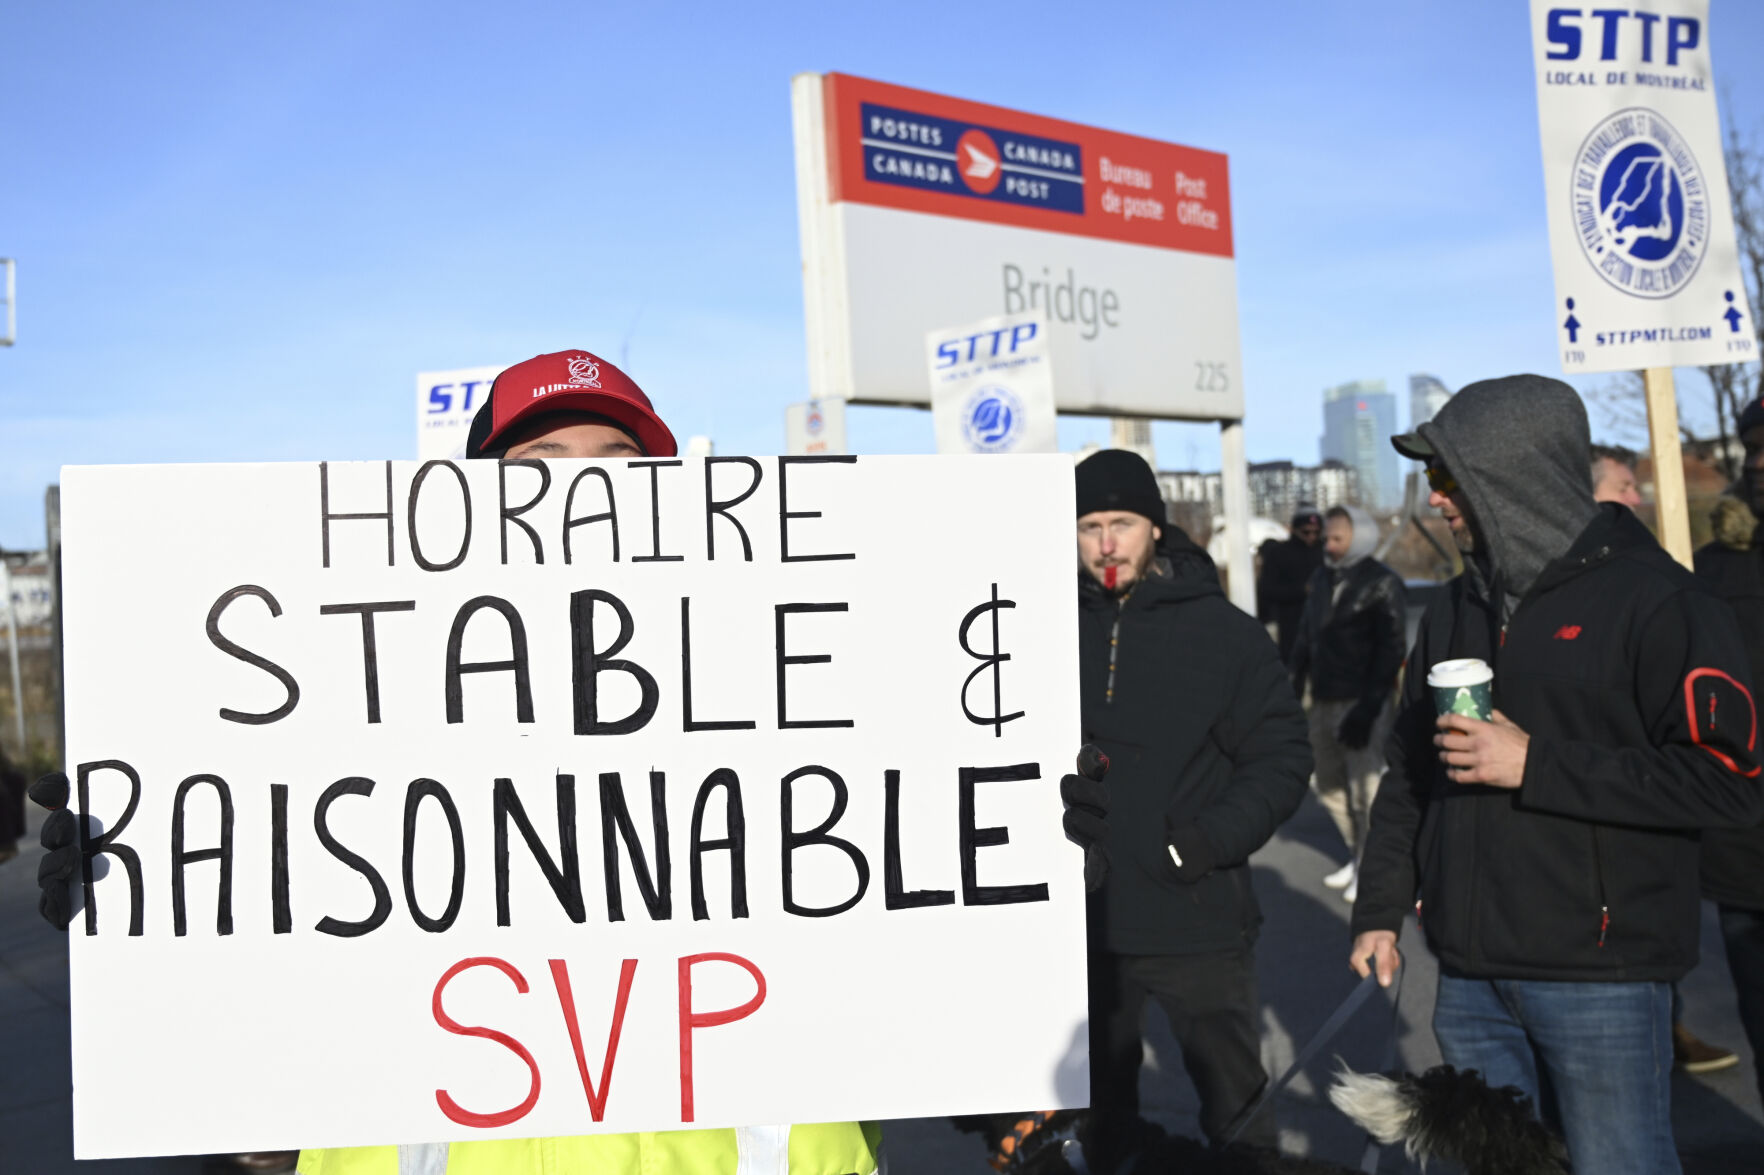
[475,349,676,457]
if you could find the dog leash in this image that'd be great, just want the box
[1221,962,1406,1171]
[1357,964,1405,1174]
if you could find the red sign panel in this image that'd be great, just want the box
[822,73,1233,258]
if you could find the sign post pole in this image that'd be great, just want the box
[1643,366,1693,567]
[0,554,23,752]
[1219,420,1254,613]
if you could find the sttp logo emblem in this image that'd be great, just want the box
[1573,107,1708,300]
[566,355,603,388]
[962,385,1024,453]
[956,129,1001,195]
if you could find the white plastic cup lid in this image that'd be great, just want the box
[1427,657,1493,688]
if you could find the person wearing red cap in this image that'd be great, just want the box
[290,349,884,1175]
[463,348,678,460]
[29,347,1111,1175]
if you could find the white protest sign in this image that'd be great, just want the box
[1530,0,1755,373]
[60,455,1086,1158]
[785,397,847,455]
[930,314,1059,455]
[418,365,505,459]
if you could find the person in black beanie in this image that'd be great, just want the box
[1074,449,1310,1166]
[1257,506,1325,662]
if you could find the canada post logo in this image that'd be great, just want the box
[1573,107,1708,299]
[860,102,1083,214]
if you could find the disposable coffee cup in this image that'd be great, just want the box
[1427,658,1493,721]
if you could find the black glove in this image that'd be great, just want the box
[1161,818,1218,884]
[1337,700,1380,751]
[30,772,79,932]
[1061,744,1110,892]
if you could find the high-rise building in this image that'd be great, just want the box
[1409,374,1452,434]
[1110,417,1157,469]
[1320,380,1400,510]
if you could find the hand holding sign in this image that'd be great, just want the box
[1059,745,1109,892]
[29,771,79,931]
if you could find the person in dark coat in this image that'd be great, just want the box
[1593,442,1742,1073]
[1691,393,1764,1099]
[1076,450,1311,1163]
[1288,504,1405,901]
[1256,507,1323,662]
[1349,375,1763,1175]
[0,743,24,864]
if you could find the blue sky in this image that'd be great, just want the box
[4,0,1762,548]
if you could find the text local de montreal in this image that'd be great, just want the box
[76,456,1058,951]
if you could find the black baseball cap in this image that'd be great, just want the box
[1390,429,1435,461]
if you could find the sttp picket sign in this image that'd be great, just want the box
[1530,0,1754,375]
[58,454,1086,1158]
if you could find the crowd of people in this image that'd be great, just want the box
[18,356,1764,1175]
[1245,377,1762,1175]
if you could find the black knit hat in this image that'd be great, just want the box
[1738,395,1764,439]
[1076,449,1165,525]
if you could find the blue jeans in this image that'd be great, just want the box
[1433,973,1677,1175]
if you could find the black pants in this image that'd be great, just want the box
[1720,904,1764,1096]
[1089,948,1274,1157]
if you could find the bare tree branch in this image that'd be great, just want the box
[1699,103,1764,477]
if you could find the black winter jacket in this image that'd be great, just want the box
[1353,506,1763,981]
[1289,558,1407,707]
[1694,539,1764,912]
[1257,536,1322,662]
[1081,532,1312,955]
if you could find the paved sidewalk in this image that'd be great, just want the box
[3,795,1760,1173]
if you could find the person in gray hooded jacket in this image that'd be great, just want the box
[1288,505,1405,901]
[1348,374,1762,1175]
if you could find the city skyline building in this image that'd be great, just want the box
[1409,373,1452,437]
[1320,379,1400,510]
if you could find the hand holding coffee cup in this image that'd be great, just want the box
[1428,659,1530,789]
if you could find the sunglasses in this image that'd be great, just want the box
[1424,464,1459,495]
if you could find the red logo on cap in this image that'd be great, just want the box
[485,350,677,458]
[566,355,602,388]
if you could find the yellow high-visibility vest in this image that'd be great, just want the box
[297,1122,882,1174]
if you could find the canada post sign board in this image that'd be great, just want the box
[794,73,1243,420]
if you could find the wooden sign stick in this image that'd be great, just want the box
[1644,366,1693,568]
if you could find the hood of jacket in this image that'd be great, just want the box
[1412,374,1598,601]
[1325,504,1380,570]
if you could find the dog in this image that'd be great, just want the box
[958,1064,1567,1174]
